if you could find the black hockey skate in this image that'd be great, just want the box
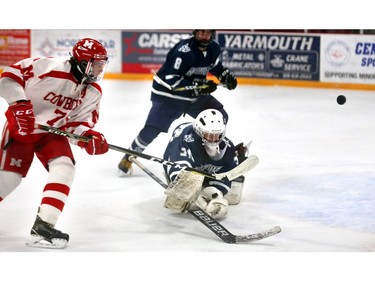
[26,216,69,249]
[118,154,134,176]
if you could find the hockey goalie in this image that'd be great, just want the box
[163,109,248,219]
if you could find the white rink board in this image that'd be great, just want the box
[31,29,122,73]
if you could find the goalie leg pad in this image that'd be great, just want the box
[225,176,245,205]
[164,170,204,212]
[164,196,190,213]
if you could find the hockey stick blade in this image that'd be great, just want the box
[235,226,282,243]
[215,155,259,181]
[35,124,256,181]
[189,209,281,244]
[130,157,281,244]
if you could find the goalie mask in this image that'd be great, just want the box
[192,30,216,48]
[193,109,226,148]
[71,38,108,83]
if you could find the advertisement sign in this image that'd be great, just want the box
[321,34,375,84]
[122,30,191,73]
[0,30,31,67]
[217,32,320,81]
[31,30,122,73]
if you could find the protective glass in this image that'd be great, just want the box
[84,59,109,82]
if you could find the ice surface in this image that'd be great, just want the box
[1,80,374,279]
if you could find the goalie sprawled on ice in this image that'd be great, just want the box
[163,109,249,219]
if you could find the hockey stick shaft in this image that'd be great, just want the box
[35,124,257,180]
[173,83,225,92]
[152,71,224,92]
[129,156,168,189]
[35,124,205,173]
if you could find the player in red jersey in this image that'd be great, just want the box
[0,38,109,249]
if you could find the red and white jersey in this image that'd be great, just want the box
[0,57,103,137]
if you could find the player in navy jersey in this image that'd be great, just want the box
[0,38,109,249]
[118,30,237,176]
[162,109,247,219]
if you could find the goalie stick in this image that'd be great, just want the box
[35,124,258,181]
[129,156,281,244]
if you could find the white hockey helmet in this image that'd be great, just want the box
[193,109,226,147]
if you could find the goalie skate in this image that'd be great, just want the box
[26,216,69,249]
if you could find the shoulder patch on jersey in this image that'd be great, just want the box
[184,133,195,143]
[178,44,191,53]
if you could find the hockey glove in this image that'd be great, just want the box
[218,69,237,90]
[5,100,35,142]
[235,142,248,163]
[77,129,109,155]
[192,79,217,96]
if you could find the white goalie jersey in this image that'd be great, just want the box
[0,57,103,137]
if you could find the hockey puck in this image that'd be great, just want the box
[337,95,346,105]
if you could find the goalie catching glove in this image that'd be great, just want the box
[5,100,35,142]
[235,142,249,163]
[77,129,109,155]
[218,69,237,90]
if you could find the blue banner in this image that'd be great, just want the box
[217,32,320,81]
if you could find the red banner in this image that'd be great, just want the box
[0,30,31,67]
[121,31,191,74]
